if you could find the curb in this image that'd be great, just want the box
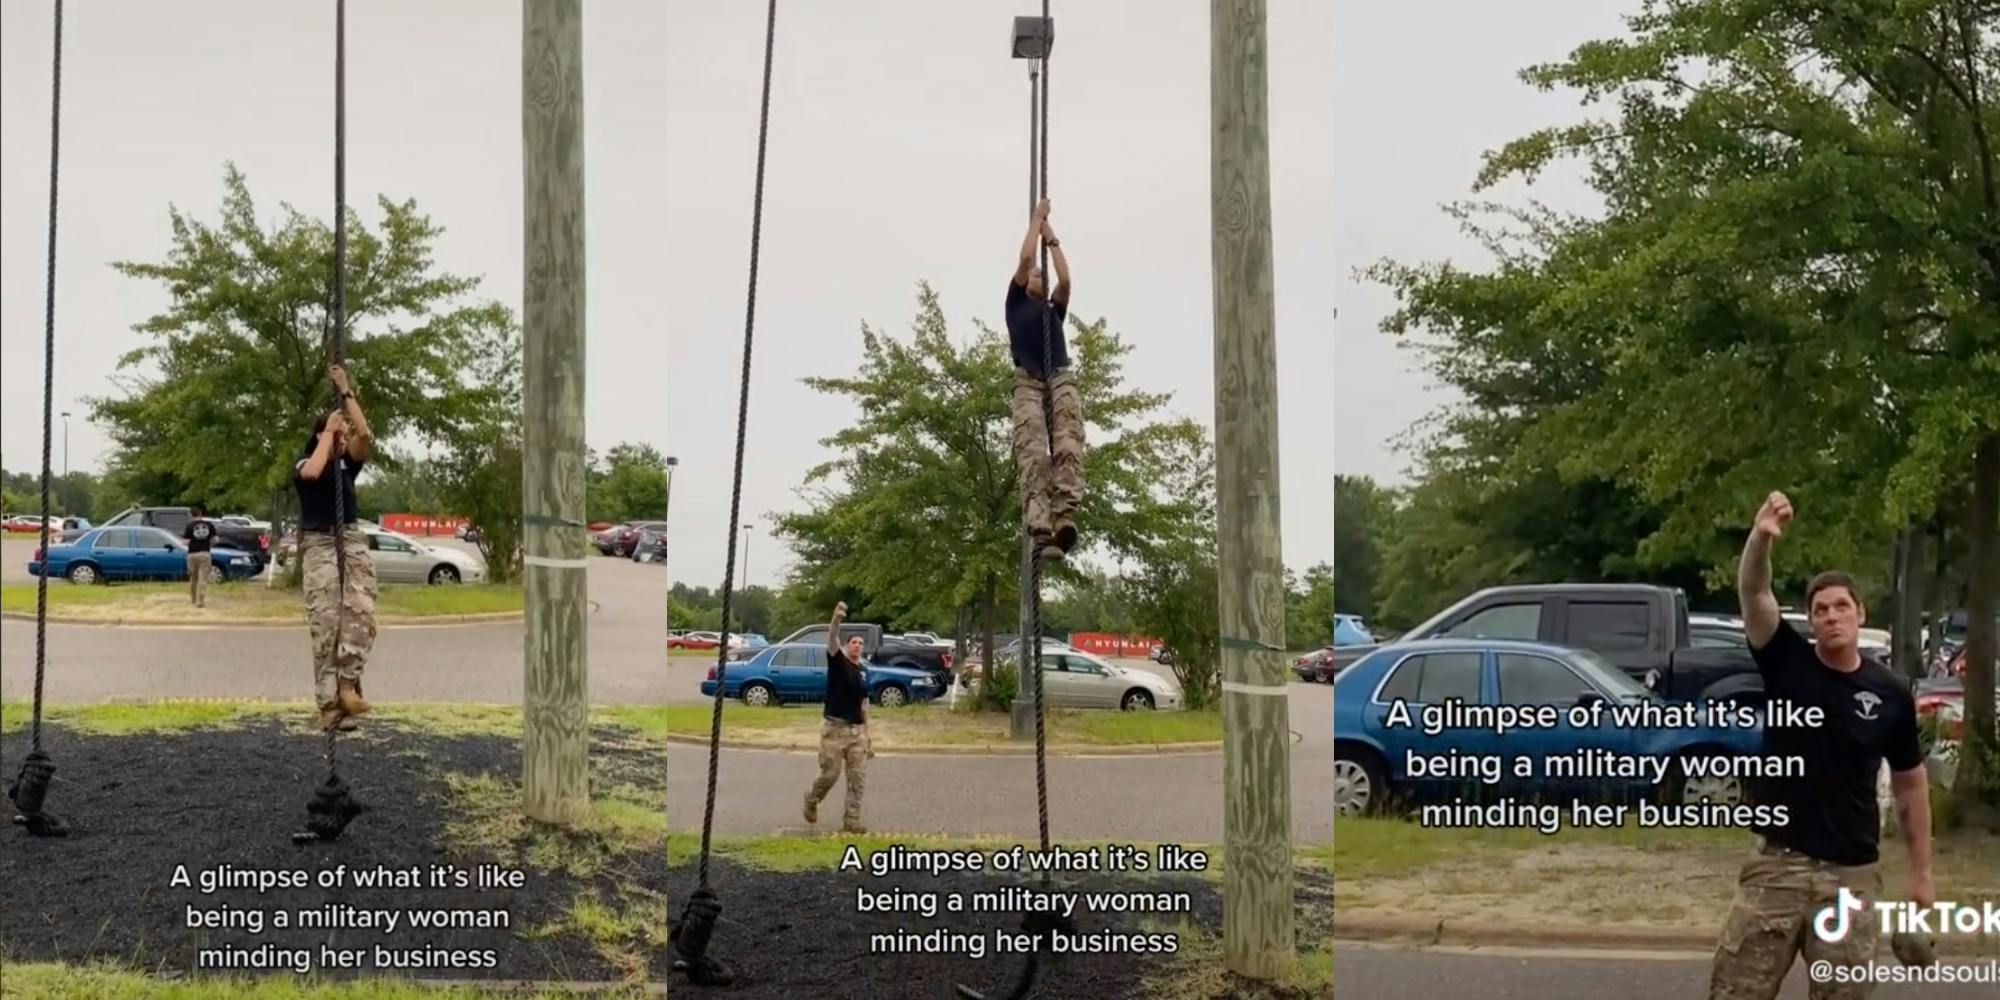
[1334,913,1999,958]
[0,610,526,629]
[663,731,1225,756]
[1335,913,1717,953]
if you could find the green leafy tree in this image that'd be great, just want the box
[771,283,1213,701]
[1372,0,1999,806]
[1286,563,1336,650]
[92,164,518,516]
[1332,475,1396,620]
[590,443,669,523]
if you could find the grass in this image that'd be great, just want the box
[0,700,669,741]
[664,830,1325,880]
[0,581,523,619]
[437,769,665,981]
[1333,814,1742,879]
[0,964,618,1000]
[1137,915,1332,1000]
[662,702,1224,747]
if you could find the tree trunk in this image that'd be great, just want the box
[1210,0,1296,979]
[1952,434,1998,818]
[980,574,998,712]
[1894,525,1927,682]
[1929,511,1951,667]
[519,0,591,827]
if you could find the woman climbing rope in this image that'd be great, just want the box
[294,363,379,732]
[1006,196,1083,563]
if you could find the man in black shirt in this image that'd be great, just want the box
[1710,491,1932,998]
[804,601,873,834]
[183,505,217,608]
[295,364,380,732]
[1006,197,1083,563]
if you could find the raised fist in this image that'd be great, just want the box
[1754,491,1793,539]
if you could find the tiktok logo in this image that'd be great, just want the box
[1813,887,1866,942]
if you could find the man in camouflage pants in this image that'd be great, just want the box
[294,364,380,732]
[1005,198,1083,562]
[1713,492,1932,998]
[804,601,873,834]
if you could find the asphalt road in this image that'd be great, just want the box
[1333,944,2000,999]
[666,655,1332,844]
[0,539,666,705]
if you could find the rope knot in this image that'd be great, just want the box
[7,750,68,837]
[670,887,736,985]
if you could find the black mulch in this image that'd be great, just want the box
[665,855,1334,1000]
[0,717,666,983]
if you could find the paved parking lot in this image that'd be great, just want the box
[0,538,667,705]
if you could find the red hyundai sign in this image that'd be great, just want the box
[379,513,467,537]
[1066,632,1161,658]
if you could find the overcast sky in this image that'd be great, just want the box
[1,0,670,488]
[666,0,1332,591]
[1333,1,1624,486]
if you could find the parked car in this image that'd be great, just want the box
[632,528,667,563]
[981,643,1182,711]
[738,633,770,650]
[1330,583,1764,706]
[614,521,668,558]
[30,526,257,585]
[1332,639,1763,816]
[1333,614,1374,647]
[1293,647,1336,683]
[595,523,632,555]
[672,631,745,652]
[700,643,945,708]
[365,529,486,584]
[217,514,273,534]
[75,507,270,569]
[744,623,959,687]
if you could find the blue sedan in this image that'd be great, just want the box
[701,643,943,708]
[1333,639,1762,817]
[30,526,257,585]
[1333,613,1374,647]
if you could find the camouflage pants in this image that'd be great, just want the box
[186,552,211,607]
[807,719,869,826]
[1011,367,1085,541]
[301,527,379,708]
[1710,839,1882,999]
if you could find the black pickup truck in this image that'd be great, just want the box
[737,623,958,685]
[1331,583,1764,704]
[66,506,272,567]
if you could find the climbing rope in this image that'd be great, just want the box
[295,0,365,844]
[959,4,1076,997]
[8,0,69,839]
[670,0,778,987]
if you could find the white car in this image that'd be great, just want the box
[1782,612,1892,656]
[365,529,486,585]
[979,643,1182,711]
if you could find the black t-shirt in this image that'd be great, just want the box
[183,518,217,553]
[1748,624,1923,866]
[294,453,365,532]
[824,647,868,726]
[1005,279,1070,377]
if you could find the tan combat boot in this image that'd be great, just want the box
[337,677,370,717]
[319,703,345,731]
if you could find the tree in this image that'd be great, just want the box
[1285,563,1336,650]
[2,471,101,520]
[92,165,518,516]
[1331,475,1396,620]
[771,282,1213,701]
[1371,0,1999,806]
[589,443,669,524]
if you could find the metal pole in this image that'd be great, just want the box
[664,457,677,634]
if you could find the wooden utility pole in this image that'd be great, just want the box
[1210,0,1296,979]
[520,0,591,826]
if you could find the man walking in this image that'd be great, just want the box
[183,505,217,608]
[1711,491,1932,999]
[1006,197,1083,562]
[805,601,873,834]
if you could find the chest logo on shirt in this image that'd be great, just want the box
[1852,691,1882,720]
